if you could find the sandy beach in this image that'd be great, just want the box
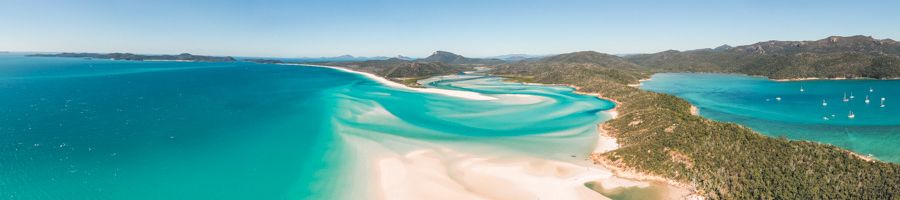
[501,77,700,199]
[627,78,652,87]
[307,65,698,199]
[571,85,702,199]
[289,64,498,101]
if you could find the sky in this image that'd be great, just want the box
[1,0,899,58]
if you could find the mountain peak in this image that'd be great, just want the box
[538,51,639,68]
[395,55,413,60]
[422,51,467,63]
[714,45,733,51]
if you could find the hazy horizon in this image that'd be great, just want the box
[2,0,899,58]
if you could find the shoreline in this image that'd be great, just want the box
[627,78,652,87]
[655,71,900,82]
[587,95,702,199]
[770,76,900,82]
[319,67,696,199]
[281,63,498,101]
[319,67,694,199]
[498,77,699,199]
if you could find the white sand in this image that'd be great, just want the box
[311,65,688,199]
[593,134,619,154]
[337,104,651,200]
[372,147,653,200]
[288,64,497,101]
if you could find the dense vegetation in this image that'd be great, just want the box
[316,51,504,86]
[323,58,472,78]
[28,52,236,62]
[627,35,900,79]
[492,51,900,199]
[418,51,505,65]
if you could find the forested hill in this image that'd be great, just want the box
[489,50,900,199]
[493,51,648,84]
[323,58,472,78]
[627,35,900,79]
[418,51,505,65]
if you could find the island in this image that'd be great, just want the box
[243,58,285,64]
[28,52,237,62]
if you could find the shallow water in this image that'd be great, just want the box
[0,54,619,199]
[641,73,900,163]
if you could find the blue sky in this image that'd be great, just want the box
[1,0,898,57]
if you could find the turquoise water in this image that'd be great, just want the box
[0,54,615,199]
[641,73,900,163]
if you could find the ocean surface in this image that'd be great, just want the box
[641,73,900,163]
[0,54,618,199]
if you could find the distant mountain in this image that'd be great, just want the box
[28,52,236,62]
[713,44,733,51]
[418,51,505,65]
[539,51,641,67]
[628,35,900,79]
[296,55,390,62]
[395,55,414,60]
[492,51,647,84]
[488,54,552,61]
[327,58,471,78]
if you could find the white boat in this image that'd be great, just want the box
[865,95,870,104]
[869,87,874,93]
[822,99,827,106]
[881,97,886,108]
[848,110,855,119]
[800,86,805,92]
[775,97,782,101]
[843,93,849,102]
[823,116,829,120]
[850,92,855,99]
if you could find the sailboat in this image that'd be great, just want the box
[850,92,855,99]
[881,97,886,108]
[869,87,874,93]
[865,95,871,104]
[842,93,849,102]
[822,99,827,107]
[848,110,855,119]
[800,86,805,92]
